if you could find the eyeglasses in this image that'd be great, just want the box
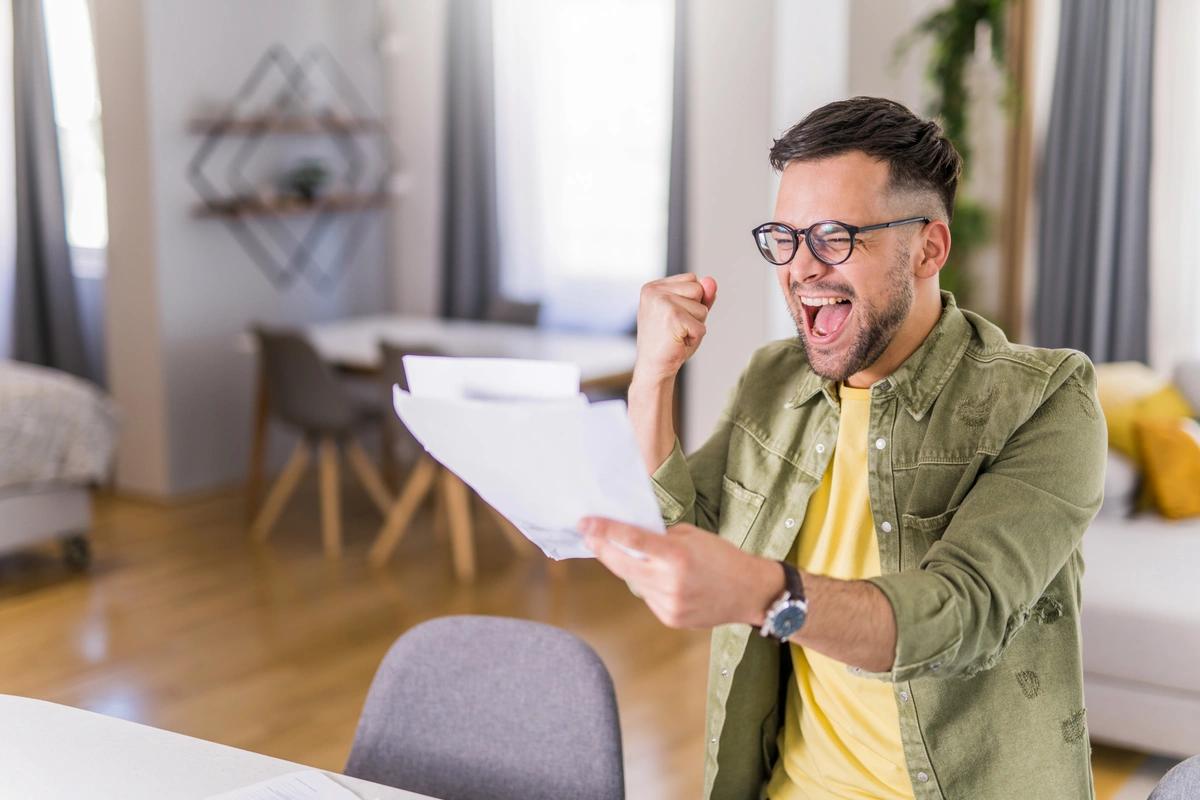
[751,216,930,267]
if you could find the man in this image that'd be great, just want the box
[579,97,1107,799]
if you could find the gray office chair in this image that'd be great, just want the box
[368,342,529,580]
[1149,756,1200,799]
[345,616,624,800]
[249,327,392,557]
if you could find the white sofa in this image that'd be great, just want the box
[1081,361,1200,758]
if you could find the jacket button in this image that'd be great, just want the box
[720,668,729,677]
[899,690,910,703]
[784,518,796,528]
[710,737,717,745]
[880,521,893,533]
[917,771,929,783]
[815,443,826,454]
[875,437,887,450]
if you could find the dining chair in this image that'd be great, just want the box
[249,327,392,557]
[367,341,529,580]
[345,615,625,800]
[484,296,541,327]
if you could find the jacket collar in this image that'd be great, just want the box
[790,291,971,421]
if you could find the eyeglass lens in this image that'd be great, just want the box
[754,221,854,266]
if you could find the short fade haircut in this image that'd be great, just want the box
[769,96,962,221]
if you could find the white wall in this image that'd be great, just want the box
[379,0,446,317]
[96,0,392,496]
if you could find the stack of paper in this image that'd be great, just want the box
[393,357,666,559]
[205,770,361,799]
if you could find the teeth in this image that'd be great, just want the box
[800,296,850,307]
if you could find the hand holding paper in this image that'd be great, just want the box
[392,357,665,560]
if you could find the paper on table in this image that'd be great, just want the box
[393,360,665,559]
[204,770,361,800]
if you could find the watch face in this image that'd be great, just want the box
[772,603,807,639]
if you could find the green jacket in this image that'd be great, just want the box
[650,293,1107,800]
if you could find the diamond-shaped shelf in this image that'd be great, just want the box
[186,45,391,292]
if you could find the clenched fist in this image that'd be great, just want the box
[634,273,718,383]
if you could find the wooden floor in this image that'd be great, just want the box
[0,477,710,799]
[0,472,1171,799]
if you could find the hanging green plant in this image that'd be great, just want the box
[897,0,1014,306]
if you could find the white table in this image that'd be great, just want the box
[0,694,436,800]
[245,315,639,528]
[301,314,637,382]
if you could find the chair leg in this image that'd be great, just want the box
[318,437,343,558]
[380,422,399,491]
[368,454,439,567]
[345,439,393,515]
[440,469,476,583]
[479,499,531,557]
[250,439,310,542]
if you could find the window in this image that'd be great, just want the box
[492,0,675,332]
[43,0,107,277]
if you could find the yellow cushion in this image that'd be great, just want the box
[1095,361,1169,410]
[1103,384,1195,462]
[1136,417,1200,519]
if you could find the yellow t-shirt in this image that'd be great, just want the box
[766,385,914,800]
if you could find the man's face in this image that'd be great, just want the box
[772,152,920,383]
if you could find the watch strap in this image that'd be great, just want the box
[779,560,805,602]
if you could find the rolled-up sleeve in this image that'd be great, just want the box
[646,373,746,532]
[865,353,1107,682]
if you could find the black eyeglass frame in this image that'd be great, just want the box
[751,216,931,267]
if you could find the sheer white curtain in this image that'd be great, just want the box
[492,0,674,332]
[1149,0,1200,371]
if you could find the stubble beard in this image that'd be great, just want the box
[789,247,915,383]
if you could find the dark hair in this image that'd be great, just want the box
[769,97,962,221]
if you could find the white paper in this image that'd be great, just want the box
[205,770,361,800]
[392,358,665,559]
[402,356,581,401]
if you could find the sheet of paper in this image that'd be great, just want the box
[402,356,581,401]
[204,770,361,800]
[394,388,665,560]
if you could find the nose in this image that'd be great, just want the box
[783,244,835,288]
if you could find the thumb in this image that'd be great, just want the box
[699,276,718,309]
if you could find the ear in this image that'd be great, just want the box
[914,219,951,280]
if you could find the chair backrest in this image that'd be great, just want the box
[1149,755,1200,800]
[345,615,624,800]
[485,296,541,327]
[378,342,445,456]
[254,326,356,433]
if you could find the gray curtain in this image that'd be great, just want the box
[441,0,501,320]
[11,0,87,377]
[665,0,688,279]
[1033,0,1155,363]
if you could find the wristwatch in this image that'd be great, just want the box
[760,561,807,641]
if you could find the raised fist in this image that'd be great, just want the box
[633,273,718,383]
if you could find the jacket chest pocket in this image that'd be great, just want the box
[719,474,765,549]
[899,504,960,571]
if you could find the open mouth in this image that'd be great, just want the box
[800,295,854,344]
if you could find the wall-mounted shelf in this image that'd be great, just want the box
[185,45,391,292]
[194,192,388,219]
[188,114,385,136]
